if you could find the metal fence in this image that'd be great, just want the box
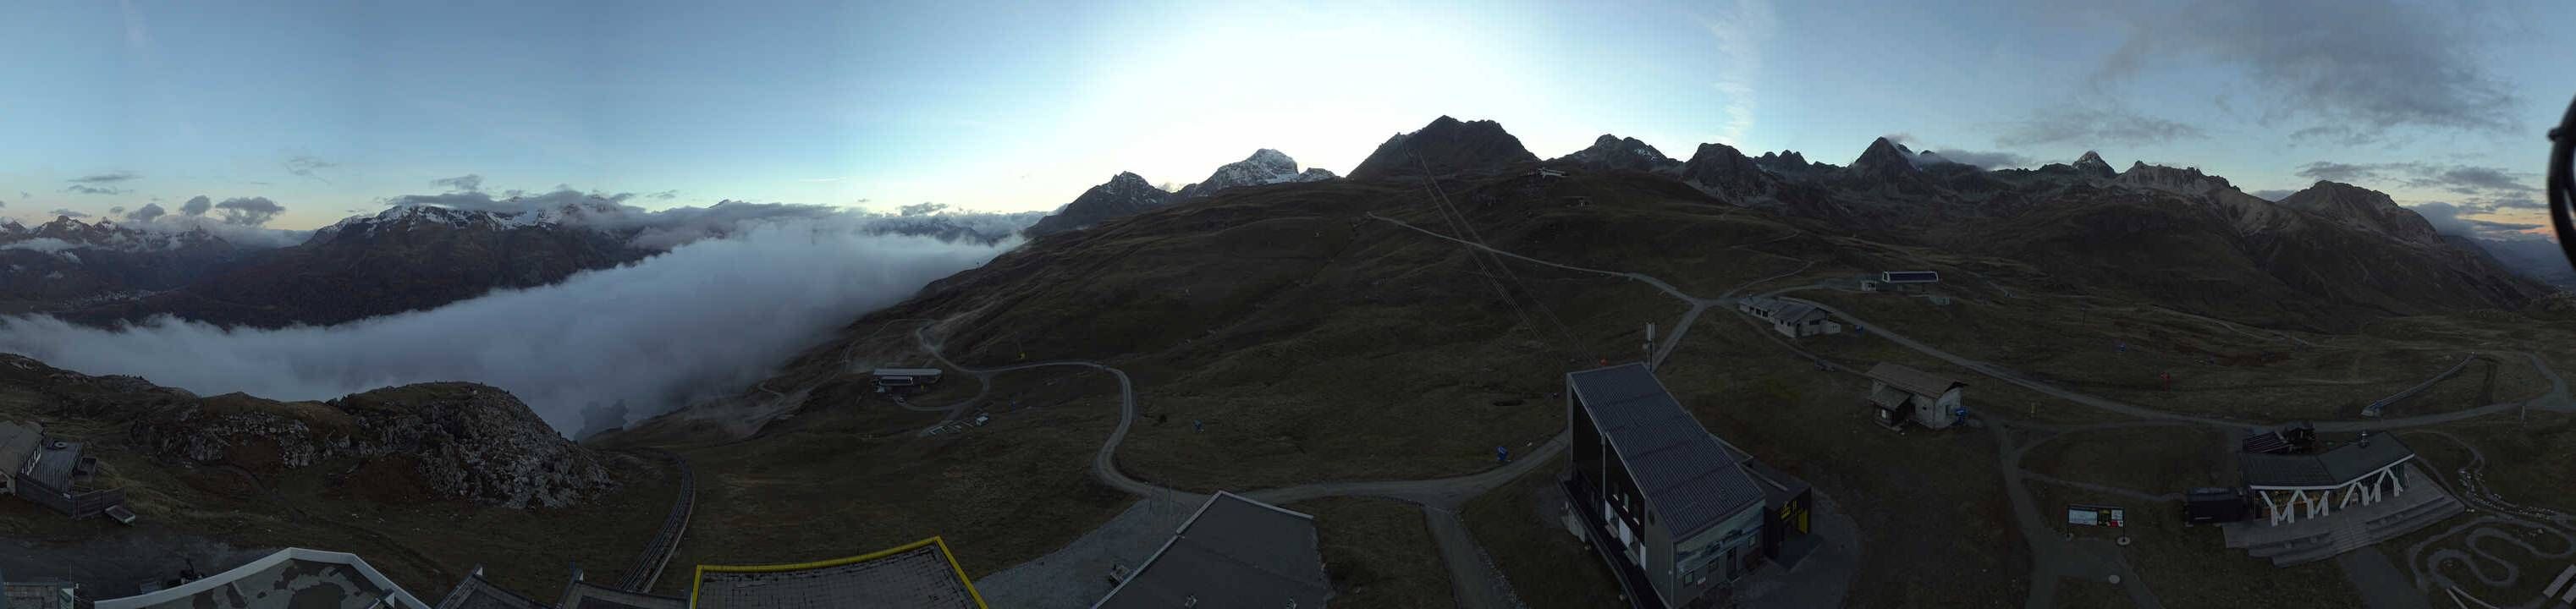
[615,449,696,593]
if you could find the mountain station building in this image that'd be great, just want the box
[1561,364,1814,608]
[2221,435,2464,566]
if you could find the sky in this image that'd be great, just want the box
[3,0,2570,238]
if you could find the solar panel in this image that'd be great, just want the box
[1880,271,1940,283]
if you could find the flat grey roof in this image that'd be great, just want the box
[1094,491,1332,609]
[435,574,549,609]
[691,540,979,609]
[557,580,685,609]
[2242,436,2417,489]
[1568,363,1766,539]
[870,368,943,376]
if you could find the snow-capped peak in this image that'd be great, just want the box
[1175,150,1334,200]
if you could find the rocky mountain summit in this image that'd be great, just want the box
[1173,149,1336,200]
[1553,134,1682,173]
[1023,172,1175,239]
[1347,116,1540,181]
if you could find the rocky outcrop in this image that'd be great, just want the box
[1346,116,1539,181]
[130,381,614,508]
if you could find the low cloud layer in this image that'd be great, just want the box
[47,208,91,218]
[179,195,212,217]
[0,216,1031,434]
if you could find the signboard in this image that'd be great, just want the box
[2067,504,2127,528]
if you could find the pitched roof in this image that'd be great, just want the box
[1094,491,1333,609]
[2241,436,2418,488]
[94,548,432,609]
[691,538,984,609]
[1868,385,1912,409]
[0,420,41,476]
[1567,363,1768,539]
[1772,302,1830,324]
[1867,362,1965,398]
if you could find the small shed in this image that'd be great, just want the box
[1864,362,1967,430]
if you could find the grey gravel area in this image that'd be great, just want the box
[973,496,1199,608]
[1730,491,1862,609]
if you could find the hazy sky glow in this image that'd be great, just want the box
[3,0,2570,237]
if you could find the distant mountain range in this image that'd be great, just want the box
[24,199,1035,328]
[1013,115,2554,330]
[1,217,263,310]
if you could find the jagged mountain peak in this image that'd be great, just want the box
[1847,137,1924,180]
[2072,151,2116,178]
[2113,162,2234,196]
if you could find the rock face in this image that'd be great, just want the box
[1173,150,1336,200]
[1346,116,1539,181]
[1553,134,1682,173]
[1023,172,1175,239]
[131,381,613,509]
[2114,162,2236,197]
